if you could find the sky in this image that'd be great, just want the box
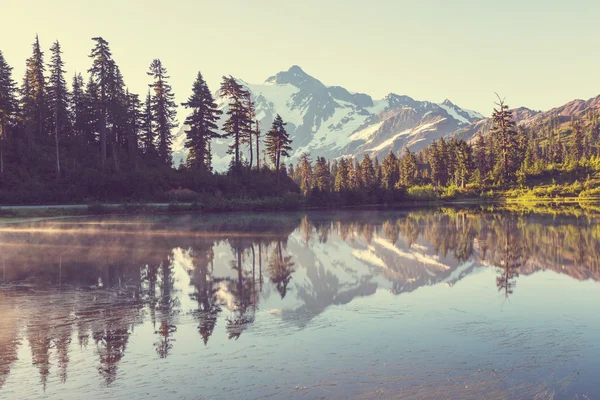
[1,0,600,119]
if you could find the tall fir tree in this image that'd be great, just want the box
[360,153,376,189]
[47,40,69,180]
[296,152,312,194]
[0,50,18,177]
[220,76,251,171]
[381,150,399,190]
[334,158,350,191]
[139,90,155,155]
[70,73,86,148]
[265,114,292,184]
[490,95,518,183]
[181,72,222,171]
[570,118,584,163]
[88,37,112,168]
[21,34,48,148]
[313,156,330,191]
[147,59,178,165]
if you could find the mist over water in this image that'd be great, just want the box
[0,209,599,399]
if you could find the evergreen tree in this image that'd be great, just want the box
[313,156,331,191]
[88,37,112,167]
[139,90,154,155]
[473,131,488,182]
[220,76,251,171]
[125,90,142,166]
[454,140,472,188]
[360,153,376,189]
[148,59,177,165]
[381,150,399,190]
[490,95,518,183]
[351,159,362,189]
[21,34,48,148]
[82,76,100,147]
[181,72,222,171]
[570,118,584,162]
[399,148,418,187]
[0,50,18,177]
[70,73,86,146]
[264,114,292,184]
[334,158,349,191]
[47,41,69,180]
[296,152,312,194]
[429,142,444,186]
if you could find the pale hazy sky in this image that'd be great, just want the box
[2,0,599,118]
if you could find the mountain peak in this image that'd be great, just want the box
[265,65,325,91]
[442,99,455,107]
[287,65,306,75]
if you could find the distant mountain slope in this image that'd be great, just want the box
[451,95,600,143]
[172,66,484,169]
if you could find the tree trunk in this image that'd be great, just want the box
[100,107,107,169]
[276,150,281,186]
[199,136,205,171]
[248,130,253,170]
[255,124,260,171]
[55,110,61,181]
[112,142,120,173]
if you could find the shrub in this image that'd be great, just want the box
[407,185,438,200]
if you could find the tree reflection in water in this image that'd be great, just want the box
[0,207,599,390]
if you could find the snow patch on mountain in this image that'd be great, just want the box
[172,66,485,169]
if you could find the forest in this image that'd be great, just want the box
[1,36,599,207]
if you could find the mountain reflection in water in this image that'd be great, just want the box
[0,209,599,399]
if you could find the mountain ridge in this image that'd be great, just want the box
[173,65,484,169]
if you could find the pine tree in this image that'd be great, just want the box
[490,95,518,183]
[21,34,48,148]
[148,59,177,165]
[265,114,292,185]
[70,73,86,147]
[47,41,69,180]
[429,142,443,186]
[570,118,584,162]
[360,153,376,189]
[454,140,472,188]
[313,156,330,191]
[82,76,100,147]
[351,159,362,189]
[88,37,112,167]
[125,90,142,166]
[139,90,154,155]
[106,61,128,170]
[381,150,399,190]
[220,76,251,171]
[181,72,222,171]
[473,131,488,182]
[399,148,418,187]
[296,152,312,194]
[334,158,349,191]
[0,50,18,177]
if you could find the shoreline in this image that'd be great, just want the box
[1,196,599,220]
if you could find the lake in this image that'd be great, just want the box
[0,208,599,399]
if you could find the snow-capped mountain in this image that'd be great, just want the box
[172,66,484,169]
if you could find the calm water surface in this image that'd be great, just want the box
[0,209,599,399]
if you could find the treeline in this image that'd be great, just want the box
[0,36,296,204]
[288,98,600,205]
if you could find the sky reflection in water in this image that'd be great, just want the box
[0,209,599,399]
